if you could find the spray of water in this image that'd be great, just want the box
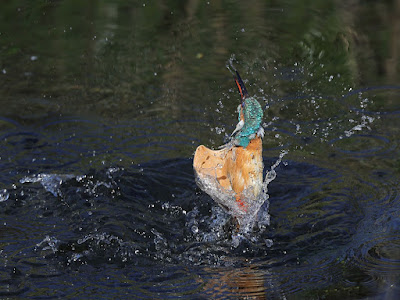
[226,54,237,75]
[195,149,288,239]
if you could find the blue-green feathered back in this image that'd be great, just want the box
[235,97,263,148]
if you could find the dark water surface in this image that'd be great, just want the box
[1,0,400,299]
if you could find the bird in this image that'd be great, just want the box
[193,70,264,214]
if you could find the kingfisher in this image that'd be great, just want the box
[193,71,264,213]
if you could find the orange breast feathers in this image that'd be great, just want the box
[193,137,263,199]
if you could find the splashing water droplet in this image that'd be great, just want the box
[191,225,199,234]
[0,189,9,202]
[20,173,75,197]
[196,149,288,237]
[215,127,225,135]
[265,239,274,247]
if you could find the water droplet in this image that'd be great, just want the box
[215,127,225,135]
[265,239,273,247]
[0,189,8,202]
[191,225,199,234]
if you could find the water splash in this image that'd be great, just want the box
[20,173,75,197]
[19,167,122,198]
[195,150,288,237]
[237,149,288,234]
[36,236,60,254]
[344,115,375,138]
[226,54,238,75]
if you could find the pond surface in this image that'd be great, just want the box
[1,0,400,299]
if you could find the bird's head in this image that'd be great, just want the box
[232,71,263,148]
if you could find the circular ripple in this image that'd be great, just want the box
[0,117,18,132]
[354,236,400,275]
[329,134,394,157]
[2,131,48,150]
[343,86,400,115]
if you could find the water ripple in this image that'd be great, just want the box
[343,86,400,115]
[329,134,395,157]
[2,152,398,299]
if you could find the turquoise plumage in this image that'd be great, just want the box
[193,70,265,221]
[235,97,263,148]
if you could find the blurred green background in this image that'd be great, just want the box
[1,0,398,119]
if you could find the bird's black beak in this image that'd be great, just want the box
[234,70,249,107]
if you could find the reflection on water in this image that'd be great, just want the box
[1,0,400,299]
